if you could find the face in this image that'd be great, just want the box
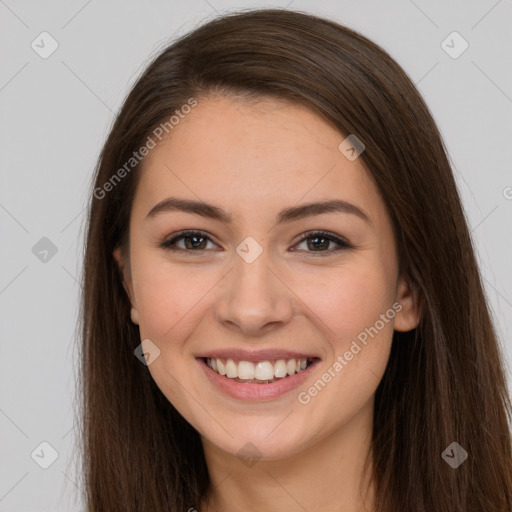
[114,95,420,461]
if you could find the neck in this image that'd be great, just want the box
[199,398,376,512]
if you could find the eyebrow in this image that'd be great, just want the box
[145,197,371,226]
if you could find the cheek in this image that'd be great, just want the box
[294,265,396,426]
[297,261,395,344]
[299,260,396,400]
[131,253,214,340]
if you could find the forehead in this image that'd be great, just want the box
[133,95,385,225]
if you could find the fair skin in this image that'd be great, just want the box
[114,95,420,512]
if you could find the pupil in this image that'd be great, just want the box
[186,236,206,250]
[308,236,328,251]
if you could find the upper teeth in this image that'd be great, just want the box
[206,357,309,380]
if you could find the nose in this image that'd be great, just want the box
[215,249,294,336]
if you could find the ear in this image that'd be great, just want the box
[113,246,139,325]
[393,273,421,332]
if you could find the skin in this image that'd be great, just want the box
[114,95,421,512]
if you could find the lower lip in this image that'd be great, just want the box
[196,357,320,401]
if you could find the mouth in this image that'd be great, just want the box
[196,355,321,401]
[202,356,315,384]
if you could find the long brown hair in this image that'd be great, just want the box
[76,8,512,511]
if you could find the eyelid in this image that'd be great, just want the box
[295,230,352,246]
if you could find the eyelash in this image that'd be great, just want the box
[159,230,353,256]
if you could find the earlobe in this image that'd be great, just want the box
[394,275,422,332]
[130,307,139,325]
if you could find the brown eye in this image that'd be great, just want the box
[160,231,217,252]
[293,231,352,255]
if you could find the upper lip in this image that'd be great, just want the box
[196,348,320,363]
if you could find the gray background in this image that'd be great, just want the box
[1,0,511,510]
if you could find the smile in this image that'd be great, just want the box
[205,357,312,384]
[197,356,321,401]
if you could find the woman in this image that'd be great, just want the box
[77,8,512,511]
